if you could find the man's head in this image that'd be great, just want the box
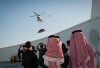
[22,45,27,51]
[25,41,32,48]
[39,43,44,48]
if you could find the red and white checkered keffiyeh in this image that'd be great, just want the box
[70,30,96,68]
[43,35,64,68]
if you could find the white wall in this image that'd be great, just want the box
[0,17,99,62]
[0,45,19,62]
[98,17,100,51]
[91,0,100,19]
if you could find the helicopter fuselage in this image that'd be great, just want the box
[37,16,42,22]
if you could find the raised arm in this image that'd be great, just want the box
[37,43,40,50]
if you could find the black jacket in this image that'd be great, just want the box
[22,49,38,68]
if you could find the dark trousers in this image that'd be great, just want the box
[38,57,48,68]
[62,53,69,68]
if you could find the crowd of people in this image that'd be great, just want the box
[17,29,98,68]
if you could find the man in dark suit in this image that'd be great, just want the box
[37,43,47,68]
[22,41,38,68]
[62,43,69,68]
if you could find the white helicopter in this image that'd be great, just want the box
[30,11,46,23]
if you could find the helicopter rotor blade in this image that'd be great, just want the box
[34,12,39,16]
[40,11,46,15]
[29,15,37,17]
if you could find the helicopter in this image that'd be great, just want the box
[30,11,46,23]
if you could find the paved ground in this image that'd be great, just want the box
[0,61,99,68]
[0,62,23,68]
[0,62,41,68]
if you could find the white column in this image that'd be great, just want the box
[91,0,100,19]
[97,38,100,68]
